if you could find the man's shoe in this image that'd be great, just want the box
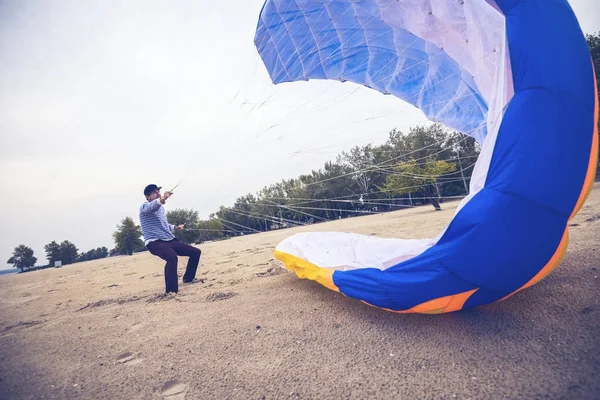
[183,278,204,284]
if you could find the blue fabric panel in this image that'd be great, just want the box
[495,0,594,109]
[254,0,489,141]
[486,90,593,216]
[427,188,566,293]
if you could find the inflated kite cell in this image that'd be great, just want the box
[254,0,598,313]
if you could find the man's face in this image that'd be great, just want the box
[147,189,160,201]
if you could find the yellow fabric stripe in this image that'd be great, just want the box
[274,250,339,292]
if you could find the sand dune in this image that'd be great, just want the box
[1,185,599,399]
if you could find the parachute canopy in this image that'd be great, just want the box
[254,0,598,313]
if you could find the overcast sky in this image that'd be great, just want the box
[1,0,599,270]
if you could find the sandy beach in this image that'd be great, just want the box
[1,183,599,399]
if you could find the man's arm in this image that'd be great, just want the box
[140,192,173,214]
[140,198,162,214]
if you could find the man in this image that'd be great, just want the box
[139,184,201,294]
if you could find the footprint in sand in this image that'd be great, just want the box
[206,292,238,302]
[161,380,187,399]
[256,265,288,278]
[117,352,144,365]
[585,214,600,223]
[128,322,143,334]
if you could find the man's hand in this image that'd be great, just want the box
[160,191,173,204]
[175,224,185,231]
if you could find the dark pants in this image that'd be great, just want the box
[146,239,201,293]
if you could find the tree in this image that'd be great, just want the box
[381,158,457,210]
[60,240,79,265]
[207,123,477,224]
[196,218,225,243]
[166,208,201,244]
[78,248,97,262]
[445,130,480,194]
[43,240,79,266]
[97,247,109,258]
[44,241,62,266]
[216,194,267,233]
[386,124,453,164]
[338,145,377,196]
[7,245,37,272]
[112,217,144,256]
[586,32,599,105]
[77,247,109,262]
[585,32,600,165]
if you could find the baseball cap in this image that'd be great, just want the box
[144,184,162,196]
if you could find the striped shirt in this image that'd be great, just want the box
[139,198,175,245]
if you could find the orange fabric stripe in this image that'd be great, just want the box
[444,289,479,312]
[362,288,478,314]
[570,65,599,220]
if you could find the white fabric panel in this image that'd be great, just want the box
[277,231,436,270]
